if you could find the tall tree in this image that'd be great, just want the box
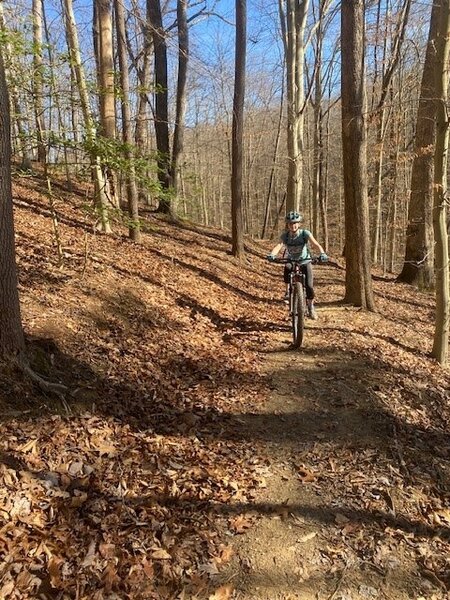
[170,0,189,196]
[231,0,246,258]
[341,0,376,309]
[280,0,310,212]
[94,0,117,208]
[147,0,172,213]
[431,0,450,365]
[95,0,116,141]
[115,0,141,242]
[62,0,112,233]
[397,0,440,288]
[32,0,46,164]
[0,46,25,357]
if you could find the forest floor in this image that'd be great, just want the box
[0,169,449,600]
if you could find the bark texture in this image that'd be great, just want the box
[431,0,450,365]
[231,0,246,258]
[0,48,25,357]
[397,0,440,288]
[341,0,376,310]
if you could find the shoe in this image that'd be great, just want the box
[307,302,318,320]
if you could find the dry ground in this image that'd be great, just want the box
[0,170,448,600]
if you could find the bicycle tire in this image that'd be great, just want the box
[291,282,305,348]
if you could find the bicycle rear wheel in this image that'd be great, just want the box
[291,282,305,348]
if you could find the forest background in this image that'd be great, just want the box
[1,1,450,597]
[0,0,434,257]
[0,0,449,363]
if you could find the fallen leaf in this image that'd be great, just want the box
[215,544,234,565]
[209,584,234,600]
[297,465,317,482]
[298,531,317,543]
[230,514,253,534]
[151,548,172,560]
[17,439,38,454]
[335,513,350,526]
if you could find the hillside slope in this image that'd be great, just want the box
[0,171,448,599]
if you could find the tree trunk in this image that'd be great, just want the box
[431,0,450,365]
[63,0,112,233]
[170,0,188,195]
[147,0,172,213]
[0,48,25,357]
[95,0,118,209]
[372,108,387,264]
[282,0,310,212]
[397,0,440,288]
[115,0,141,242]
[96,0,116,140]
[231,0,246,258]
[341,0,376,310]
[134,41,152,205]
[32,0,46,164]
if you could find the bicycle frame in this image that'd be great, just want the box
[273,257,313,348]
[287,261,308,314]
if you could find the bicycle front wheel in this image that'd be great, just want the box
[291,282,305,348]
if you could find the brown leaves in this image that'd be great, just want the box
[296,464,318,483]
[229,514,255,534]
[209,584,234,600]
[6,173,450,600]
[150,548,172,560]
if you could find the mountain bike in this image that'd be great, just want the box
[272,257,322,349]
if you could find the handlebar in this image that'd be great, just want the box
[269,256,324,265]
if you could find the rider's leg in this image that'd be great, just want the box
[283,264,291,301]
[303,264,317,319]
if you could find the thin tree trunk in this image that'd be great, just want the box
[115,0,141,242]
[32,0,46,164]
[431,0,450,365]
[134,42,152,205]
[170,0,188,195]
[0,48,25,357]
[95,0,118,209]
[231,0,246,258]
[63,0,112,233]
[372,108,387,264]
[283,0,309,212]
[42,4,72,190]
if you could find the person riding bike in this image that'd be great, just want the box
[267,211,328,320]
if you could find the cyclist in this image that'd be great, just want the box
[267,211,328,320]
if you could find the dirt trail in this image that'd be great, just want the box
[217,304,442,600]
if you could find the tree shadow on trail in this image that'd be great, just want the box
[2,278,449,593]
[124,492,450,544]
[318,324,429,358]
[176,294,287,335]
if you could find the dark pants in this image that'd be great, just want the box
[284,262,314,300]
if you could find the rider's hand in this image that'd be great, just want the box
[267,254,276,262]
[319,252,328,263]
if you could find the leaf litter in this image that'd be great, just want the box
[0,171,446,599]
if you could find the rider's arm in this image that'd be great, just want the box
[307,234,325,255]
[268,242,285,257]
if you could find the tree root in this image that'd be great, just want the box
[17,356,68,398]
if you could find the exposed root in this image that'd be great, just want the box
[17,356,68,398]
